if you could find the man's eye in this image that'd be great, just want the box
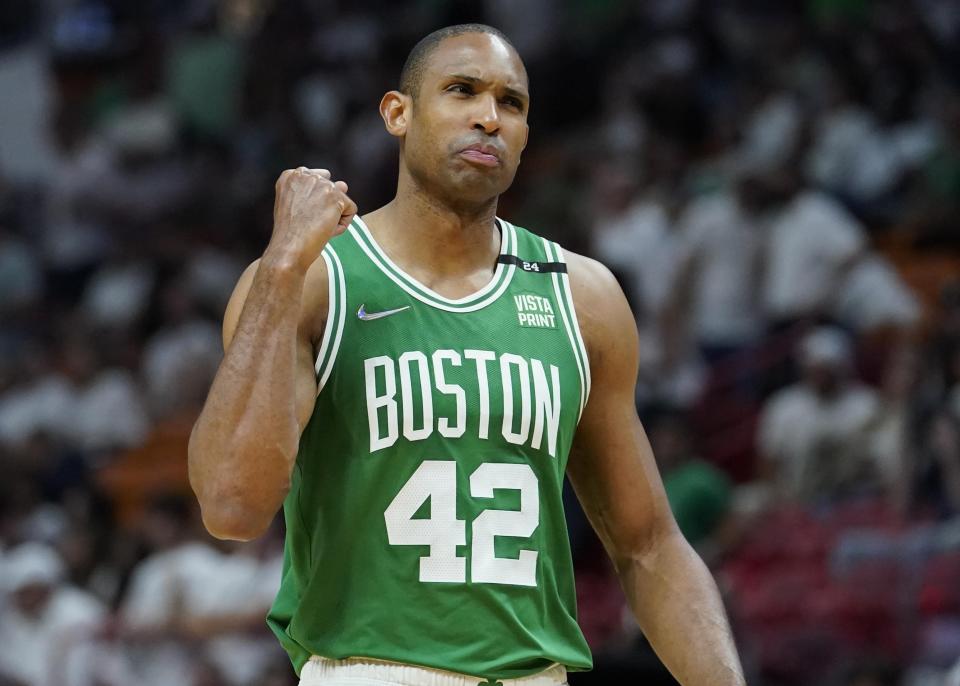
[448,84,472,94]
[503,97,523,110]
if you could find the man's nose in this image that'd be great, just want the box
[471,93,500,135]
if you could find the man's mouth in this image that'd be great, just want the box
[459,145,501,167]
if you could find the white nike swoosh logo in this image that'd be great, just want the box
[357,304,411,321]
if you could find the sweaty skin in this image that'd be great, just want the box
[189,31,745,686]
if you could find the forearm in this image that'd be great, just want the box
[614,530,745,686]
[189,257,307,539]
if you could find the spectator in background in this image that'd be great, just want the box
[140,279,222,419]
[118,494,284,686]
[590,147,706,409]
[0,225,42,315]
[761,170,868,327]
[647,407,734,560]
[0,337,148,454]
[81,242,156,331]
[933,281,960,416]
[913,411,960,519]
[910,87,960,244]
[831,252,921,336]
[119,494,218,686]
[166,9,246,142]
[758,327,880,503]
[199,528,287,686]
[0,543,106,686]
[948,656,960,686]
[865,347,923,510]
[755,151,921,407]
[669,172,768,364]
[0,24,57,182]
[805,67,937,214]
[732,81,802,177]
[588,151,687,324]
[0,345,74,450]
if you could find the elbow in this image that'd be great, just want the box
[189,456,290,543]
[198,496,283,542]
[188,426,291,541]
[201,512,269,542]
[192,464,290,541]
[609,513,685,573]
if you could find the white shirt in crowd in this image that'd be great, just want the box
[592,196,681,318]
[206,551,284,686]
[0,369,149,452]
[0,544,106,686]
[82,261,156,329]
[0,236,43,312]
[675,190,764,347]
[758,382,880,499]
[736,93,802,174]
[141,319,222,417]
[121,540,282,686]
[121,541,224,686]
[592,197,706,406]
[806,105,938,203]
[0,586,106,685]
[832,254,921,333]
[0,46,58,181]
[763,190,867,321]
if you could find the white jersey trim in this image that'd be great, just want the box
[315,245,347,393]
[348,217,518,313]
[541,239,591,422]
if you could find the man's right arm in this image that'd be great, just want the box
[188,168,356,541]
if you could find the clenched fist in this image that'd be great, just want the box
[265,167,357,273]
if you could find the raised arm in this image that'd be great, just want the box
[564,252,745,686]
[188,168,356,541]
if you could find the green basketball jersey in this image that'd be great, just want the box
[267,216,594,681]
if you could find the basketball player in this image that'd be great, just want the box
[189,24,745,686]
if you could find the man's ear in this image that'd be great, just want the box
[522,122,529,151]
[380,91,411,138]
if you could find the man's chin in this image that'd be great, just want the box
[463,160,517,185]
[445,169,509,200]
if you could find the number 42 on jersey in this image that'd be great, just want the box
[384,460,539,587]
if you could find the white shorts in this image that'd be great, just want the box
[298,656,569,686]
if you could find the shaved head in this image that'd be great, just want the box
[399,24,521,98]
[379,26,530,208]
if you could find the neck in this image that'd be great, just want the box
[362,167,502,282]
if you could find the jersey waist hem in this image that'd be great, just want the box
[305,654,571,684]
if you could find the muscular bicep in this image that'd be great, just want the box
[564,255,678,562]
[222,261,259,351]
[293,335,319,430]
[222,258,323,432]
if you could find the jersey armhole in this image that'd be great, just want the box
[314,245,347,394]
[541,238,592,422]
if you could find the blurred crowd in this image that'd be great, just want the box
[1,1,959,685]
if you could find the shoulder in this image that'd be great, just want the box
[559,246,638,371]
[494,221,638,370]
[224,253,330,348]
[562,248,623,310]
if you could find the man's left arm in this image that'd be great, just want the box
[564,252,745,686]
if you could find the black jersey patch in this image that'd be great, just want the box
[497,254,568,273]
